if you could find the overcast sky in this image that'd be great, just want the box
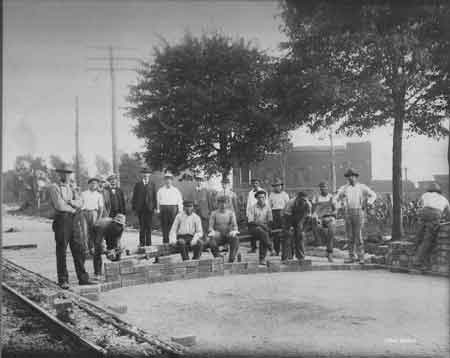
[4,0,448,182]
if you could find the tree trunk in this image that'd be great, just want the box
[448,119,450,197]
[392,115,404,240]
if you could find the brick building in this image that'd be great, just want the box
[232,141,372,198]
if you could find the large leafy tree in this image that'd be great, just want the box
[279,1,449,239]
[128,32,290,178]
[95,155,112,177]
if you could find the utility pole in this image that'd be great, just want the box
[75,96,80,186]
[329,129,336,193]
[404,167,408,202]
[86,46,139,185]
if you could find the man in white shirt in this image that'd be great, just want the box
[247,178,266,253]
[413,183,450,269]
[269,179,289,255]
[81,177,104,267]
[170,200,204,260]
[157,171,183,244]
[312,181,337,262]
[336,168,377,264]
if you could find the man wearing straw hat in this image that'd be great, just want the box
[269,178,289,256]
[81,177,104,257]
[48,164,94,288]
[192,173,215,236]
[156,170,183,243]
[336,168,377,264]
[132,167,157,246]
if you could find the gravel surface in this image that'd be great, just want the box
[100,271,449,357]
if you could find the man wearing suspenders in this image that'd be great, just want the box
[312,181,337,262]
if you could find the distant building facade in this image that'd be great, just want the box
[232,141,372,199]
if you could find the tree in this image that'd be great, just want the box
[118,152,143,197]
[128,32,291,178]
[279,1,449,239]
[275,134,293,184]
[95,155,112,177]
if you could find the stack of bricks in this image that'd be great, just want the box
[385,241,416,268]
[429,223,450,275]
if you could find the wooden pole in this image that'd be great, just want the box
[109,46,119,182]
[329,129,336,193]
[75,96,80,186]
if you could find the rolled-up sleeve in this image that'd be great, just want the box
[48,185,75,213]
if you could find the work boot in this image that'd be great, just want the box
[59,282,70,290]
[79,280,97,286]
[247,248,257,254]
[237,253,242,262]
[327,253,334,263]
[258,259,267,267]
[344,257,356,264]
[359,259,365,265]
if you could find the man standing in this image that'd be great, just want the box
[312,181,337,262]
[248,190,274,266]
[412,183,449,270]
[81,178,104,260]
[98,176,111,218]
[170,200,204,261]
[192,174,215,236]
[269,179,290,256]
[246,178,266,253]
[107,174,126,218]
[337,168,377,264]
[208,196,240,262]
[157,171,183,244]
[283,192,312,263]
[48,165,93,288]
[93,213,126,276]
[132,168,157,247]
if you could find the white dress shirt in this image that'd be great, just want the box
[269,191,290,211]
[157,185,183,212]
[169,212,203,243]
[81,189,104,211]
[420,192,450,212]
[336,183,376,210]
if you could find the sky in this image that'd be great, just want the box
[4,0,448,182]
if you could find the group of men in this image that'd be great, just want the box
[49,165,127,289]
[49,160,449,289]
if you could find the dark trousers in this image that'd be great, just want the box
[313,216,336,254]
[272,210,283,255]
[282,217,305,261]
[138,209,153,246]
[413,208,441,266]
[209,232,240,262]
[93,230,122,274]
[249,225,273,261]
[177,234,203,261]
[160,205,178,244]
[53,213,89,284]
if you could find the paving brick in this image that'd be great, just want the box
[121,279,141,287]
[82,292,100,301]
[78,285,100,295]
[54,299,73,311]
[171,336,196,347]
[107,304,128,314]
[121,272,147,281]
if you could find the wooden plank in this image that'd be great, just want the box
[3,244,37,250]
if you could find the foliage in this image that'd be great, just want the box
[128,32,292,178]
[279,0,450,238]
[95,155,112,177]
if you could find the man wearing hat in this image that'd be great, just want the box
[412,183,449,269]
[107,174,126,218]
[248,190,275,265]
[93,214,126,275]
[81,177,104,258]
[157,171,183,243]
[337,168,377,264]
[132,168,157,246]
[98,175,111,218]
[192,174,215,236]
[207,195,240,262]
[269,178,290,255]
[48,164,93,288]
[283,191,312,262]
[169,200,204,260]
[246,178,267,253]
[312,181,337,262]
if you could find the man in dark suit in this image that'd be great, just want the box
[107,174,126,218]
[132,168,157,246]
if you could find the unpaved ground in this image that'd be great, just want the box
[101,271,449,357]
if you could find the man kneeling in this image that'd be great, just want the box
[170,200,204,261]
[208,195,240,262]
[92,213,126,279]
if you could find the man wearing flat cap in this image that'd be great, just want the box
[132,167,157,246]
[413,183,449,269]
[269,178,290,256]
[337,168,377,264]
[107,174,126,219]
[48,164,93,288]
[246,178,267,253]
[192,174,215,236]
[218,176,239,216]
[157,171,183,244]
[170,200,204,260]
